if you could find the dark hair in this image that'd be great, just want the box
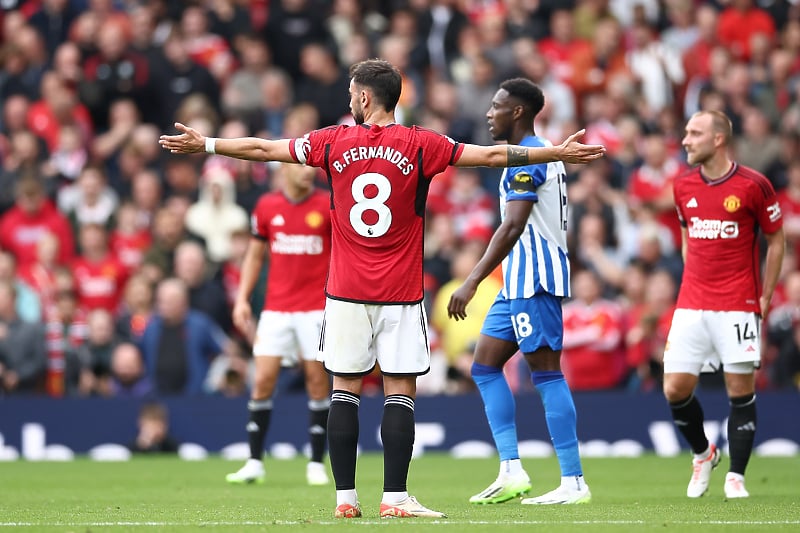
[499,78,545,117]
[349,59,402,112]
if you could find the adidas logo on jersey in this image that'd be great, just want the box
[271,214,285,226]
[686,197,698,208]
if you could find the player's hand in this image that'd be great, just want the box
[557,129,606,164]
[447,283,477,321]
[158,122,206,154]
[232,301,254,338]
[759,295,771,319]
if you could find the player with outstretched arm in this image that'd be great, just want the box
[160,59,604,519]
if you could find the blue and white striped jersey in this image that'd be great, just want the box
[499,135,571,299]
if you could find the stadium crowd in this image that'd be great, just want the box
[0,0,798,399]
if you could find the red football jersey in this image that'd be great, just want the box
[289,123,464,304]
[251,189,331,312]
[673,163,783,313]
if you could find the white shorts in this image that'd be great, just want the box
[663,309,761,375]
[319,298,430,376]
[252,310,324,364]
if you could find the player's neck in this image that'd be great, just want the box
[508,127,535,146]
[362,109,396,127]
[700,156,734,181]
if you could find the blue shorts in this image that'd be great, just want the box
[480,292,564,353]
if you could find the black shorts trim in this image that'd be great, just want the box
[325,293,424,306]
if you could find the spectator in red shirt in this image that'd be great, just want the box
[717,0,776,61]
[561,269,627,390]
[110,202,152,273]
[26,71,93,153]
[72,223,128,314]
[0,177,74,268]
[627,132,686,250]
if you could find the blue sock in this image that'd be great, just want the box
[532,371,582,477]
[472,362,519,461]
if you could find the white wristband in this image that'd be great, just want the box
[205,137,217,154]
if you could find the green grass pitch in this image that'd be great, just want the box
[1,454,798,532]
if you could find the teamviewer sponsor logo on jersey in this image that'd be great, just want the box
[688,217,739,239]
[271,233,324,255]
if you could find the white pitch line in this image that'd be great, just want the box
[2,520,800,527]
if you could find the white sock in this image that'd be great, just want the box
[500,459,524,476]
[561,475,586,490]
[336,489,357,506]
[382,491,409,504]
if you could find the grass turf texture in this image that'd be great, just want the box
[1,454,798,532]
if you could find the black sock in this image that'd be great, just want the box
[309,398,330,463]
[669,394,709,455]
[381,395,415,493]
[247,398,273,460]
[728,394,757,475]
[328,390,360,490]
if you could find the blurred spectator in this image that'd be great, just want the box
[0,177,74,268]
[72,223,128,313]
[574,212,627,290]
[734,107,782,175]
[571,17,630,104]
[46,124,88,183]
[59,165,119,232]
[512,38,576,140]
[424,212,461,290]
[115,274,154,346]
[264,0,333,80]
[180,4,236,83]
[561,269,626,390]
[537,9,593,89]
[431,244,501,393]
[0,130,52,213]
[428,167,496,241]
[717,0,775,62]
[173,240,231,332]
[222,35,274,126]
[110,202,152,273]
[90,99,140,166]
[130,169,163,229]
[140,278,226,395]
[43,284,87,397]
[106,342,153,398]
[258,68,294,140]
[142,207,187,276]
[185,166,249,263]
[625,22,685,119]
[295,42,351,127]
[75,308,120,393]
[660,0,699,56]
[777,160,800,261]
[626,132,685,249]
[18,232,60,316]
[149,29,219,130]
[0,251,41,323]
[128,402,180,453]
[766,270,800,355]
[81,20,150,131]
[624,269,676,391]
[29,0,78,57]
[27,71,93,154]
[204,338,252,397]
[219,228,249,309]
[0,280,47,395]
[413,0,469,78]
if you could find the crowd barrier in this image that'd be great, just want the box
[1,391,797,460]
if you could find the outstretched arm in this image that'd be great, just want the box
[455,129,605,167]
[159,122,296,163]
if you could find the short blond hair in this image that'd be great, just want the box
[692,110,733,145]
